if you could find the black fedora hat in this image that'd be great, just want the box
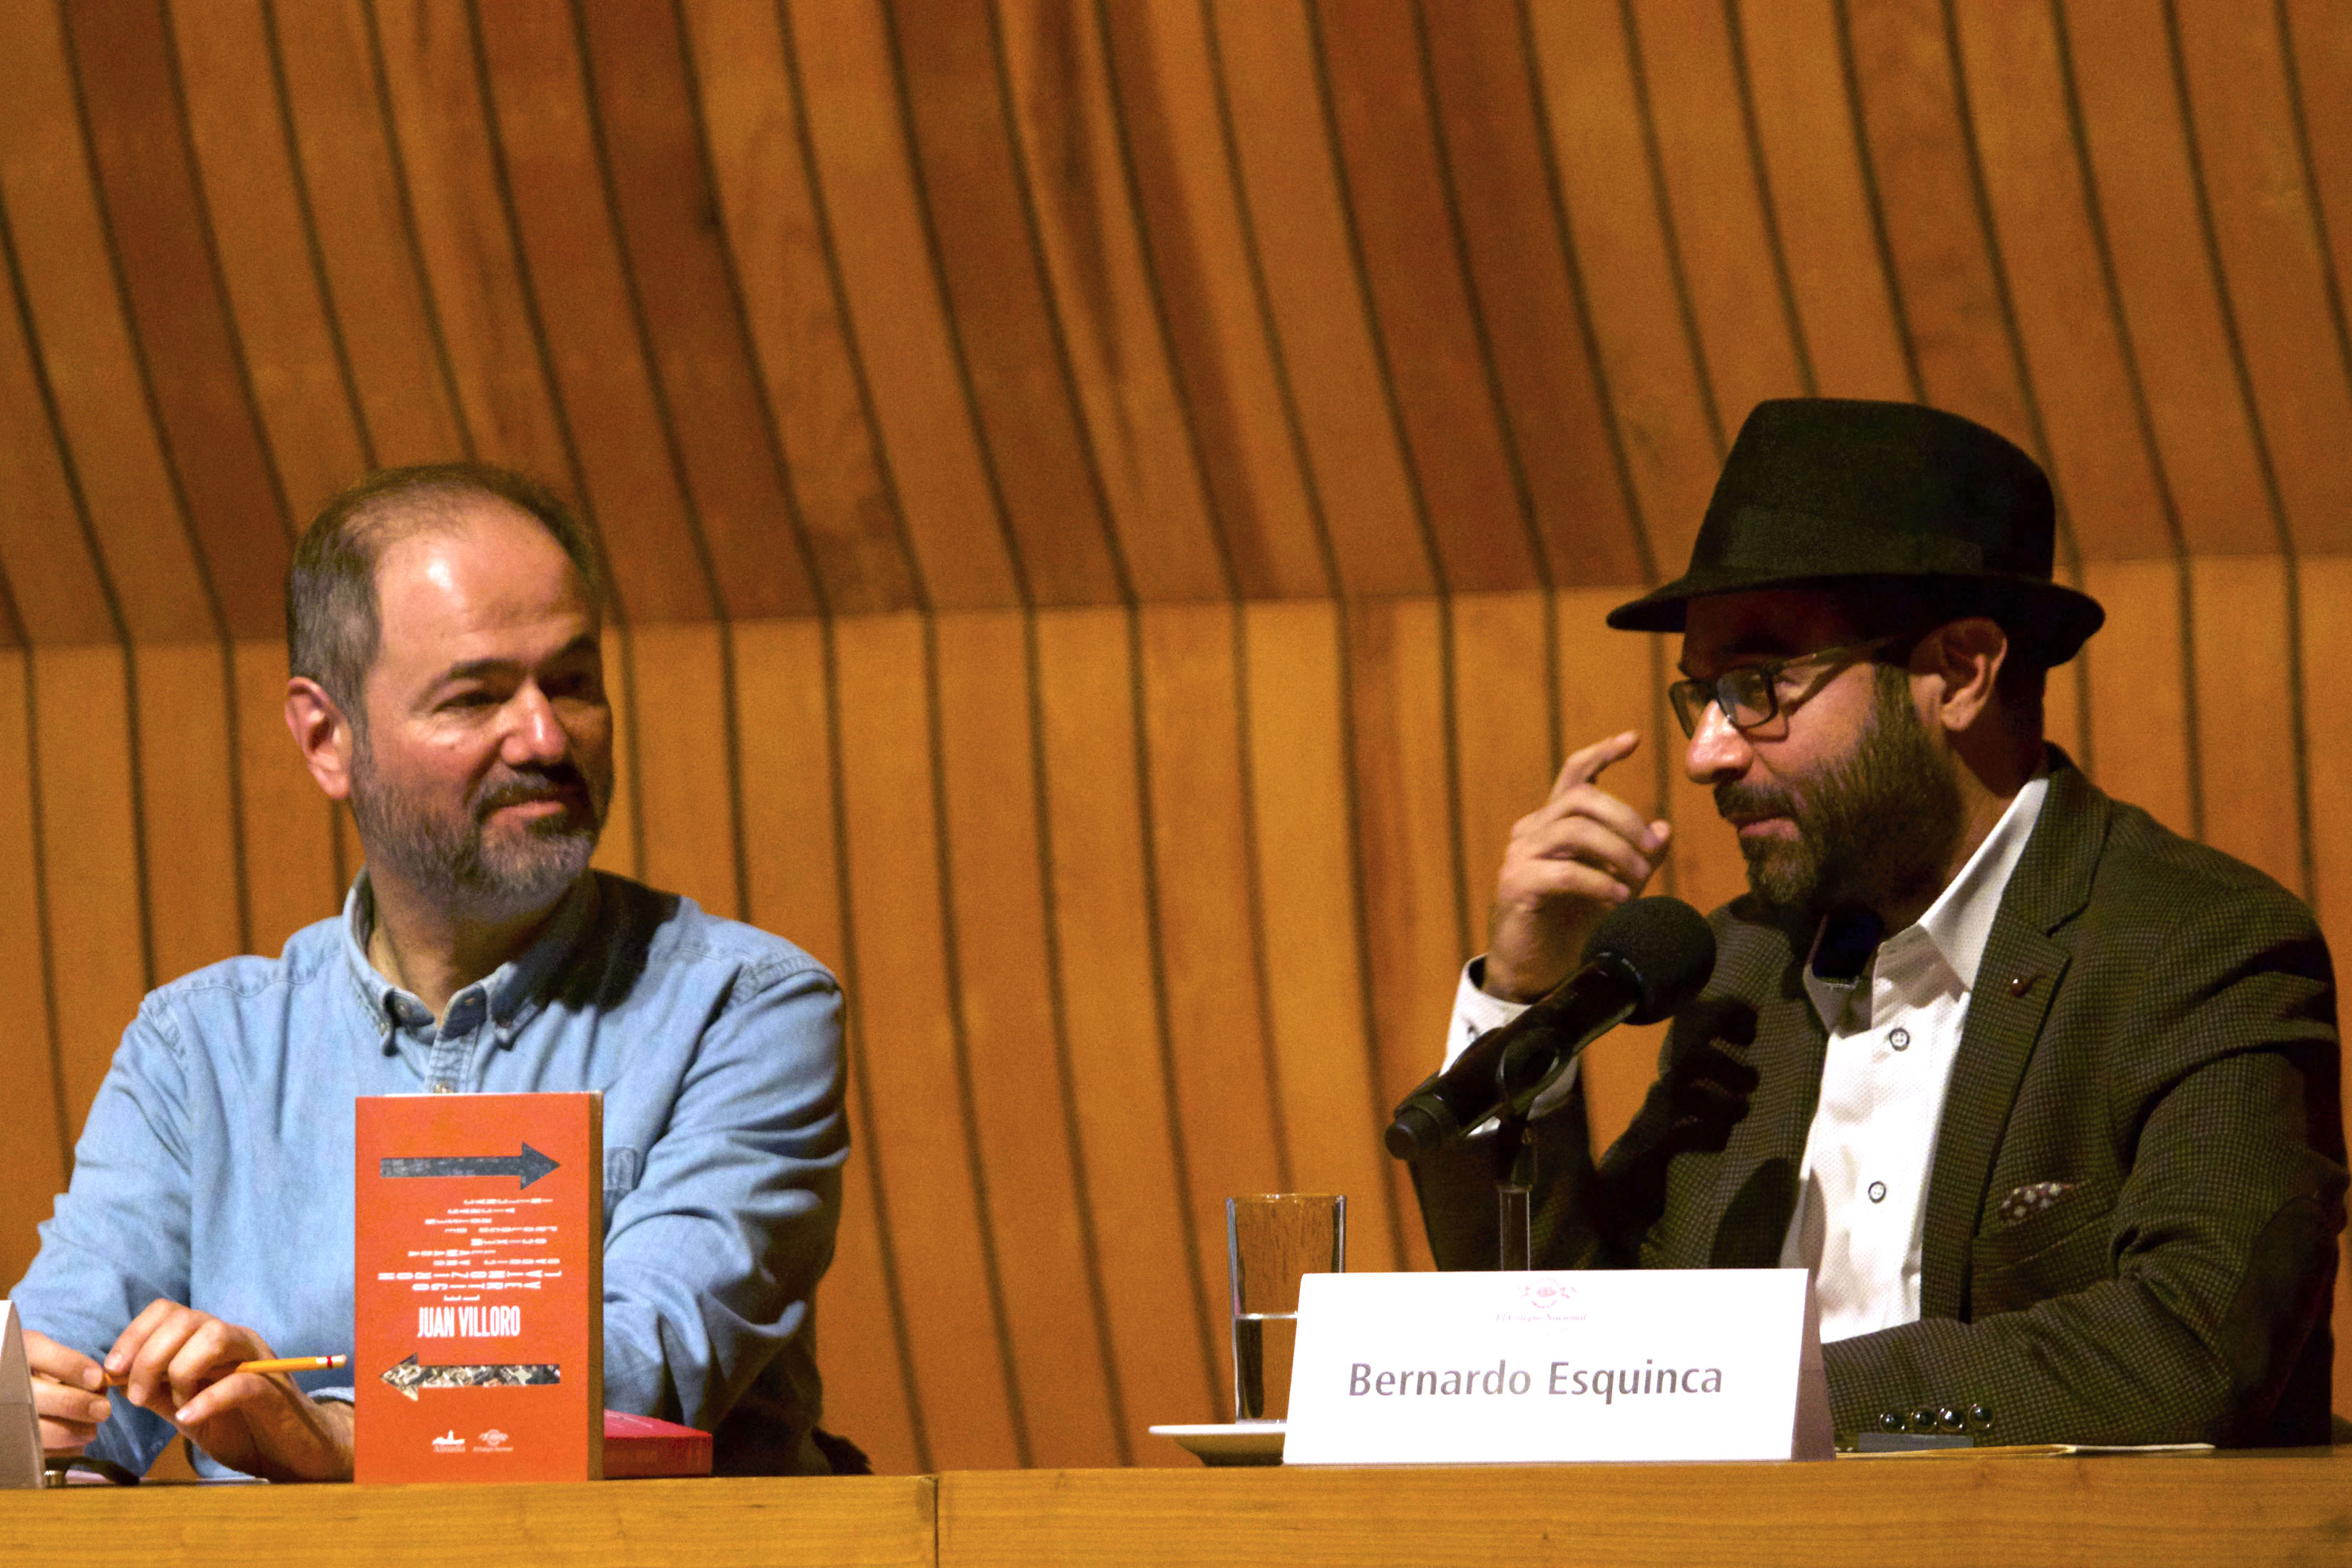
[1606,398,2104,664]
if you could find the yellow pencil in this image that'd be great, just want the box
[105,1353,346,1386]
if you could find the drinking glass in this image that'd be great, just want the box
[1227,1193,1345,1423]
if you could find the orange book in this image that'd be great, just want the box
[354,1093,602,1483]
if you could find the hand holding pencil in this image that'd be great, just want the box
[89,1297,356,1482]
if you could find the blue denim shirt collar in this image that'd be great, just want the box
[340,870,602,1053]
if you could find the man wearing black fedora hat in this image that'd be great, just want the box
[1410,398,2344,1447]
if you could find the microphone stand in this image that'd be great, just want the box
[1494,1111,1535,1272]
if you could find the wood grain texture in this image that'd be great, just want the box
[0,1475,937,1568]
[937,1455,2352,1568]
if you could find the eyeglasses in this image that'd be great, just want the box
[1666,636,1906,739]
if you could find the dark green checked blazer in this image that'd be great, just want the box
[1411,753,2346,1446]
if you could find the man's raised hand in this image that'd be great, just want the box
[1483,730,1672,1003]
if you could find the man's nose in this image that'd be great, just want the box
[502,686,569,763]
[1683,700,1753,783]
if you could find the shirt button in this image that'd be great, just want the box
[1867,1181,1888,1203]
[1888,1028,1910,1051]
[430,1080,455,1094]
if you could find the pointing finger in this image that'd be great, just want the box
[1550,730,1641,802]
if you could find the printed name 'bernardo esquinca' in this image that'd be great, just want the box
[1347,1360,1724,1405]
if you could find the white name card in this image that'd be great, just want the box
[1282,1269,1832,1465]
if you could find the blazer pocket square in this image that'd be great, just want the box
[1997,1180,2074,1227]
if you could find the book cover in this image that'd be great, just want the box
[354,1092,602,1483]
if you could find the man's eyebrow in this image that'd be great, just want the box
[1678,633,1800,676]
[434,636,600,684]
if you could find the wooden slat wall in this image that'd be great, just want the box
[0,0,2345,1475]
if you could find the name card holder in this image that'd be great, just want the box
[1283,1269,1832,1465]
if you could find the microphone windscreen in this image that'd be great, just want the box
[1580,896,1716,1023]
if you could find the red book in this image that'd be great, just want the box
[602,1410,713,1478]
[354,1093,604,1483]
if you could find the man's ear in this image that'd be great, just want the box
[1924,617,2007,736]
[285,677,356,803]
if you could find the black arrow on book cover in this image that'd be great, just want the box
[379,1145,560,1188]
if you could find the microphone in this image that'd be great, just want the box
[1384,896,1716,1160]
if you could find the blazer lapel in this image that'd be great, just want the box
[1917,756,2105,1321]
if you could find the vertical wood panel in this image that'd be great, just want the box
[371,0,575,479]
[888,1,1125,607]
[167,0,371,520]
[832,612,1020,1471]
[1343,596,1456,1273]
[1632,0,1810,431]
[232,640,340,956]
[1242,601,1402,1274]
[783,0,1020,611]
[2185,555,2302,894]
[2073,560,2195,841]
[2062,1,2271,560]
[133,641,244,976]
[624,621,741,921]
[1135,602,1291,1358]
[1034,607,1219,1455]
[31,645,145,1141]
[1524,0,1720,571]
[998,0,1231,604]
[1840,0,2038,448]
[676,0,920,616]
[1314,0,1537,593]
[0,0,217,644]
[1208,0,1431,598]
[933,609,1123,1466]
[1098,0,1334,600]
[1419,0,1646,587]
[64,0,291,636]
[576,0,822,620]
[1733,0,1914,401]
[268,0,469,468]
[1955,1,2170,563]
[733,619,842,963]
[2174,0,2352,555]
[0,649,64,1292]
[470,0,720,624]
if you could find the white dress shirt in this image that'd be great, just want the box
[1441,773,2049,1343]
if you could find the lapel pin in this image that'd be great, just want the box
[2006,972,2040,998]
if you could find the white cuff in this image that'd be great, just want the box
[1441,959,1579,1120]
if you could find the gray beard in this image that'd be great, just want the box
[1718,666,1964,925]
[349,747,604,923]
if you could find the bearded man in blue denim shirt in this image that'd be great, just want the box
[12,465,847,1480]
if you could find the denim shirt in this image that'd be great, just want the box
[10,870,846,1476]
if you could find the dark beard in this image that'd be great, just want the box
[1716,665,1963,924]
[349,746,607,922]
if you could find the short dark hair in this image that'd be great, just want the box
[287,463,602,726]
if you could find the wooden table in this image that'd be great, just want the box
[937,1453,2352,1568]
[0,1474,935,1567]
[3,1455,2346,1567]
